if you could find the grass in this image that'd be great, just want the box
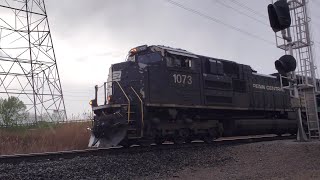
[0,121,92,155]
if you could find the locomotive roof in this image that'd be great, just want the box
[146,45,260,73]
[153,45,199,58]
[130,45,289,78]
[155,45,262,74]
[152,45,242,65]
[154,45,195,55]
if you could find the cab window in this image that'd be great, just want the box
[167,55,193,69]
[209,59,223,75]
[137,52,162,64]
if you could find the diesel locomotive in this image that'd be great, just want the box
[89,45,299,147]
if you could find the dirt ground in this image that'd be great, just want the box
[167,140,320,180]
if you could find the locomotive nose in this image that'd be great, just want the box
[88,112,127,148]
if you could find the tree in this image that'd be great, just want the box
[0,96,27,126]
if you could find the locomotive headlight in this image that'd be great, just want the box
[89,100,93,106]
[129,45,148,56]
[130,48,138,54]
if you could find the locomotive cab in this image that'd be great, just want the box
[103,45,202,106]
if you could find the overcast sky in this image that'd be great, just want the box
[5,0,320,118]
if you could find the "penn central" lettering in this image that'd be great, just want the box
[252,84,284,92]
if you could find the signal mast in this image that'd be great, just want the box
[268,0,319,141]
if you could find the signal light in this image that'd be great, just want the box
[275,55,297,75]
[129,45,148,56]
[268,0,291,32]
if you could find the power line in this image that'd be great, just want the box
[164,0,275,46]
[214,0,269,27]
[228,0,268,19]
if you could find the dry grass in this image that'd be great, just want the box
[0,122,92,155]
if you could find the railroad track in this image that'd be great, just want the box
[0,134,295,164]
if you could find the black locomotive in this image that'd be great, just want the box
[89,45,299,147]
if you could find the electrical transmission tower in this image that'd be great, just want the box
[0,0,67,123]
[272,0,319,140]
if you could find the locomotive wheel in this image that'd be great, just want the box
[173,136,184,145]
[139,142,151,147]
[180,129,190,138]
[203,128,216,144]
[289,129,297,136]
[185,138,192,143]
[174,129,190,145]
[203,136,214,144]
[139,138,152,147]
[120,140,131,148]
[122,144,131,148]
[208,128,217,138]
[185,129,194,143]
[155,138,165,145]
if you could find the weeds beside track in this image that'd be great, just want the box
[0,121,91,155]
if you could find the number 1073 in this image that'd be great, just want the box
[173,74,192,85]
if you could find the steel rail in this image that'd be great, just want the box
[0,135,295,164]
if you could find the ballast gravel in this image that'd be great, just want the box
[0,145,230,180]
[1,140,320,180]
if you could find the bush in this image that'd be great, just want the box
[0,96,27,126]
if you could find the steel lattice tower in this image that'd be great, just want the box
[0,0,66,123]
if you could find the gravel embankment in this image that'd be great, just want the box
[169,140,320,180]
[1,140,320,180]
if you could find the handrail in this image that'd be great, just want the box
[131,86,144,137]
[103,82,107,105]
[115,81,131,123]
[95,81,144,130]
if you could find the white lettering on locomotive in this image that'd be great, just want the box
[112,71,122,82]
[173,74,192,85]
[253,84,284,92]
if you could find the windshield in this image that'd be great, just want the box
[137,52,162,64]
